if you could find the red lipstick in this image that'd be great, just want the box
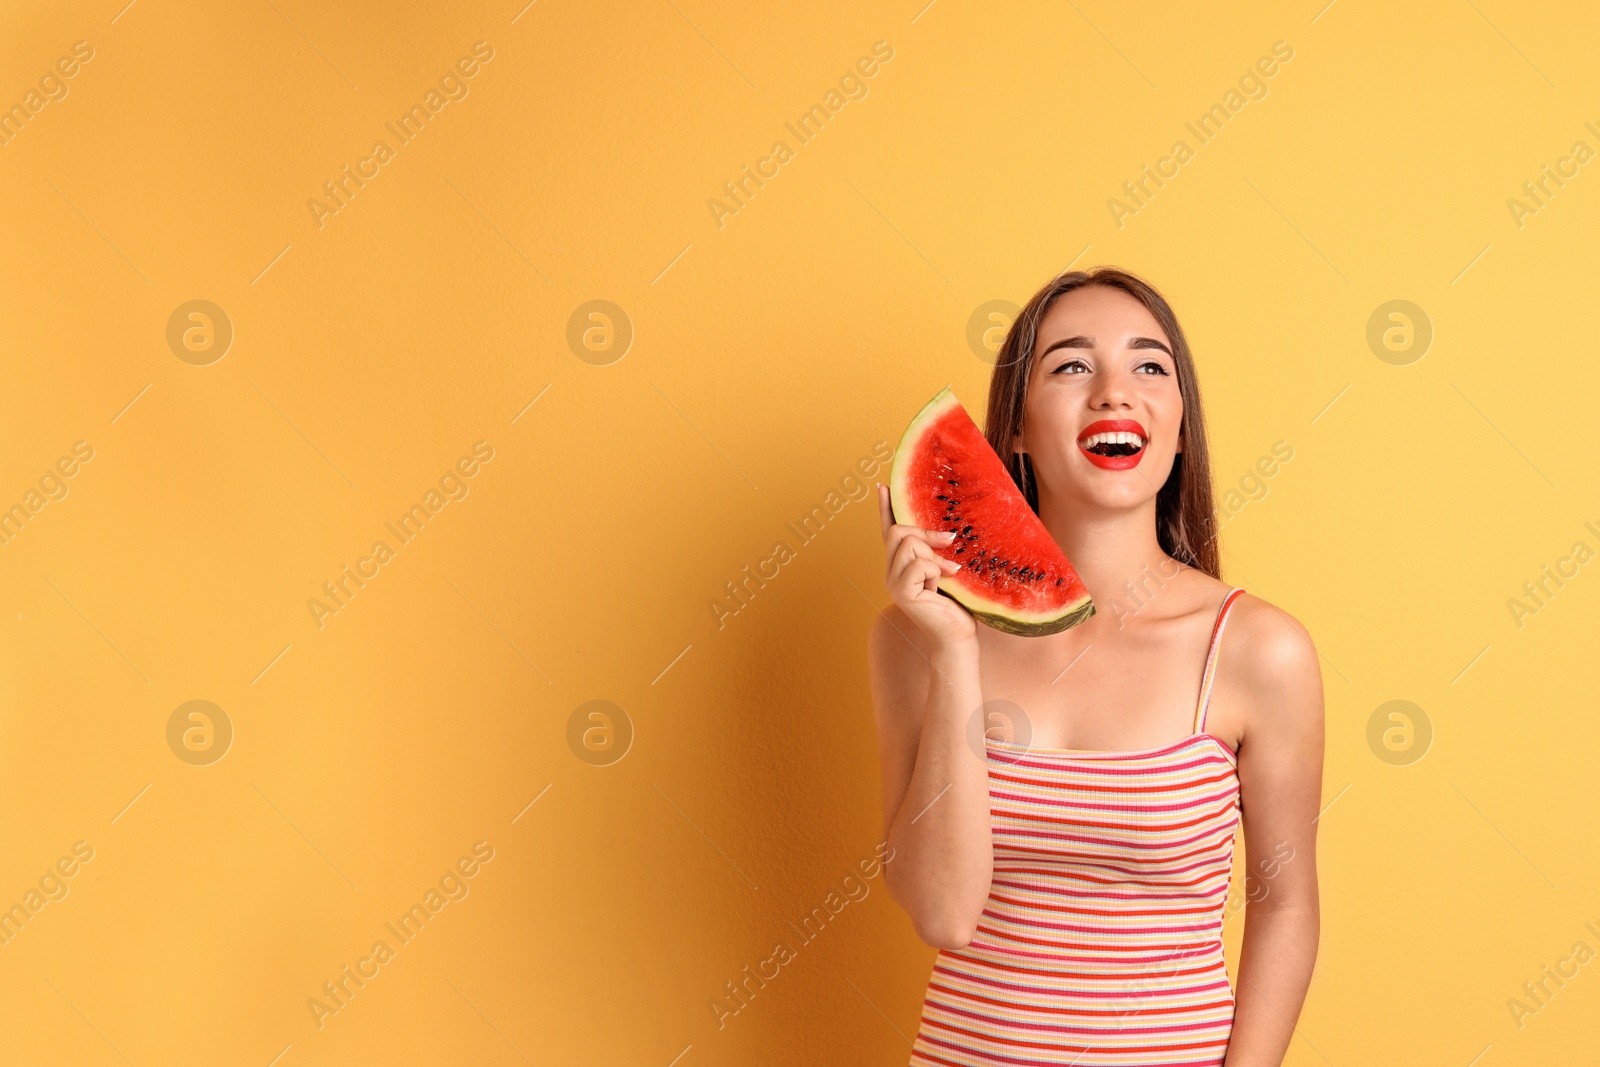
[1076,419,1148,470]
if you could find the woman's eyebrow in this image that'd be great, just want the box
[1038,335,1095,358]
[1039,335,1173,358]
[1129,336,1174,357]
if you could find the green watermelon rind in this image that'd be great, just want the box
[968,597,1096,638]
[888,386,1095,637]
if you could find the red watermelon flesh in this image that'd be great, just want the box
[888,386,1094,637]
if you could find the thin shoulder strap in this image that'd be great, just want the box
[1193,588,1246,734]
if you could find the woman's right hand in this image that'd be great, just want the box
[877,483,978,649]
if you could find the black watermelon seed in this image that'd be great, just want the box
[1055,578,1062,586]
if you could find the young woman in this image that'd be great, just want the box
[869,267,1323,1066]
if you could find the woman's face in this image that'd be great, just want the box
[1012,284,1184,517]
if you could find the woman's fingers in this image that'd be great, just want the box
[890,532,961,595]
[890,539,932,595]
[888,532,925,584]
[881,486,962,552]
[903,553,941,597]
[878,485,977,641]
[927,554,962,585]
[885,521,957,559]
[881,486,965,606]
[887,526,956,571]
[891,525,943,569]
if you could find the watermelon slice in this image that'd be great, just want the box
[888,386,1094,637]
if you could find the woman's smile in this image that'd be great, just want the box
[1076,418,1148,470]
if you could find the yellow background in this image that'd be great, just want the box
[1,0,1597,1063]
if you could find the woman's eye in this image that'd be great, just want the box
[1053,359,1090,374]
[1134,361,1170,376]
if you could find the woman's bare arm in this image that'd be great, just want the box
[1220,597,1325,1067]
[868,484,994,949]
[869,611,992,947]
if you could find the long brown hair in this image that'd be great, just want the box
[983,266,1220,578]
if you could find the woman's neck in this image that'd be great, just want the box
[1036,494,1170,606]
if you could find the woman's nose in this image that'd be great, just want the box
[1088,377,1134,409]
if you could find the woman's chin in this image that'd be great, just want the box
[1048,485,1162,517]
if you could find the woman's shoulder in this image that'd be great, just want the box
[1224,590,1315,661]
[1218,587,1323,708]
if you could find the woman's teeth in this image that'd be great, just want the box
[1081,431,1146,455]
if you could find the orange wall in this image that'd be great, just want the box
[1,1,1597,1064]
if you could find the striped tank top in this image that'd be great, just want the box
[909,587,1246,1067]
